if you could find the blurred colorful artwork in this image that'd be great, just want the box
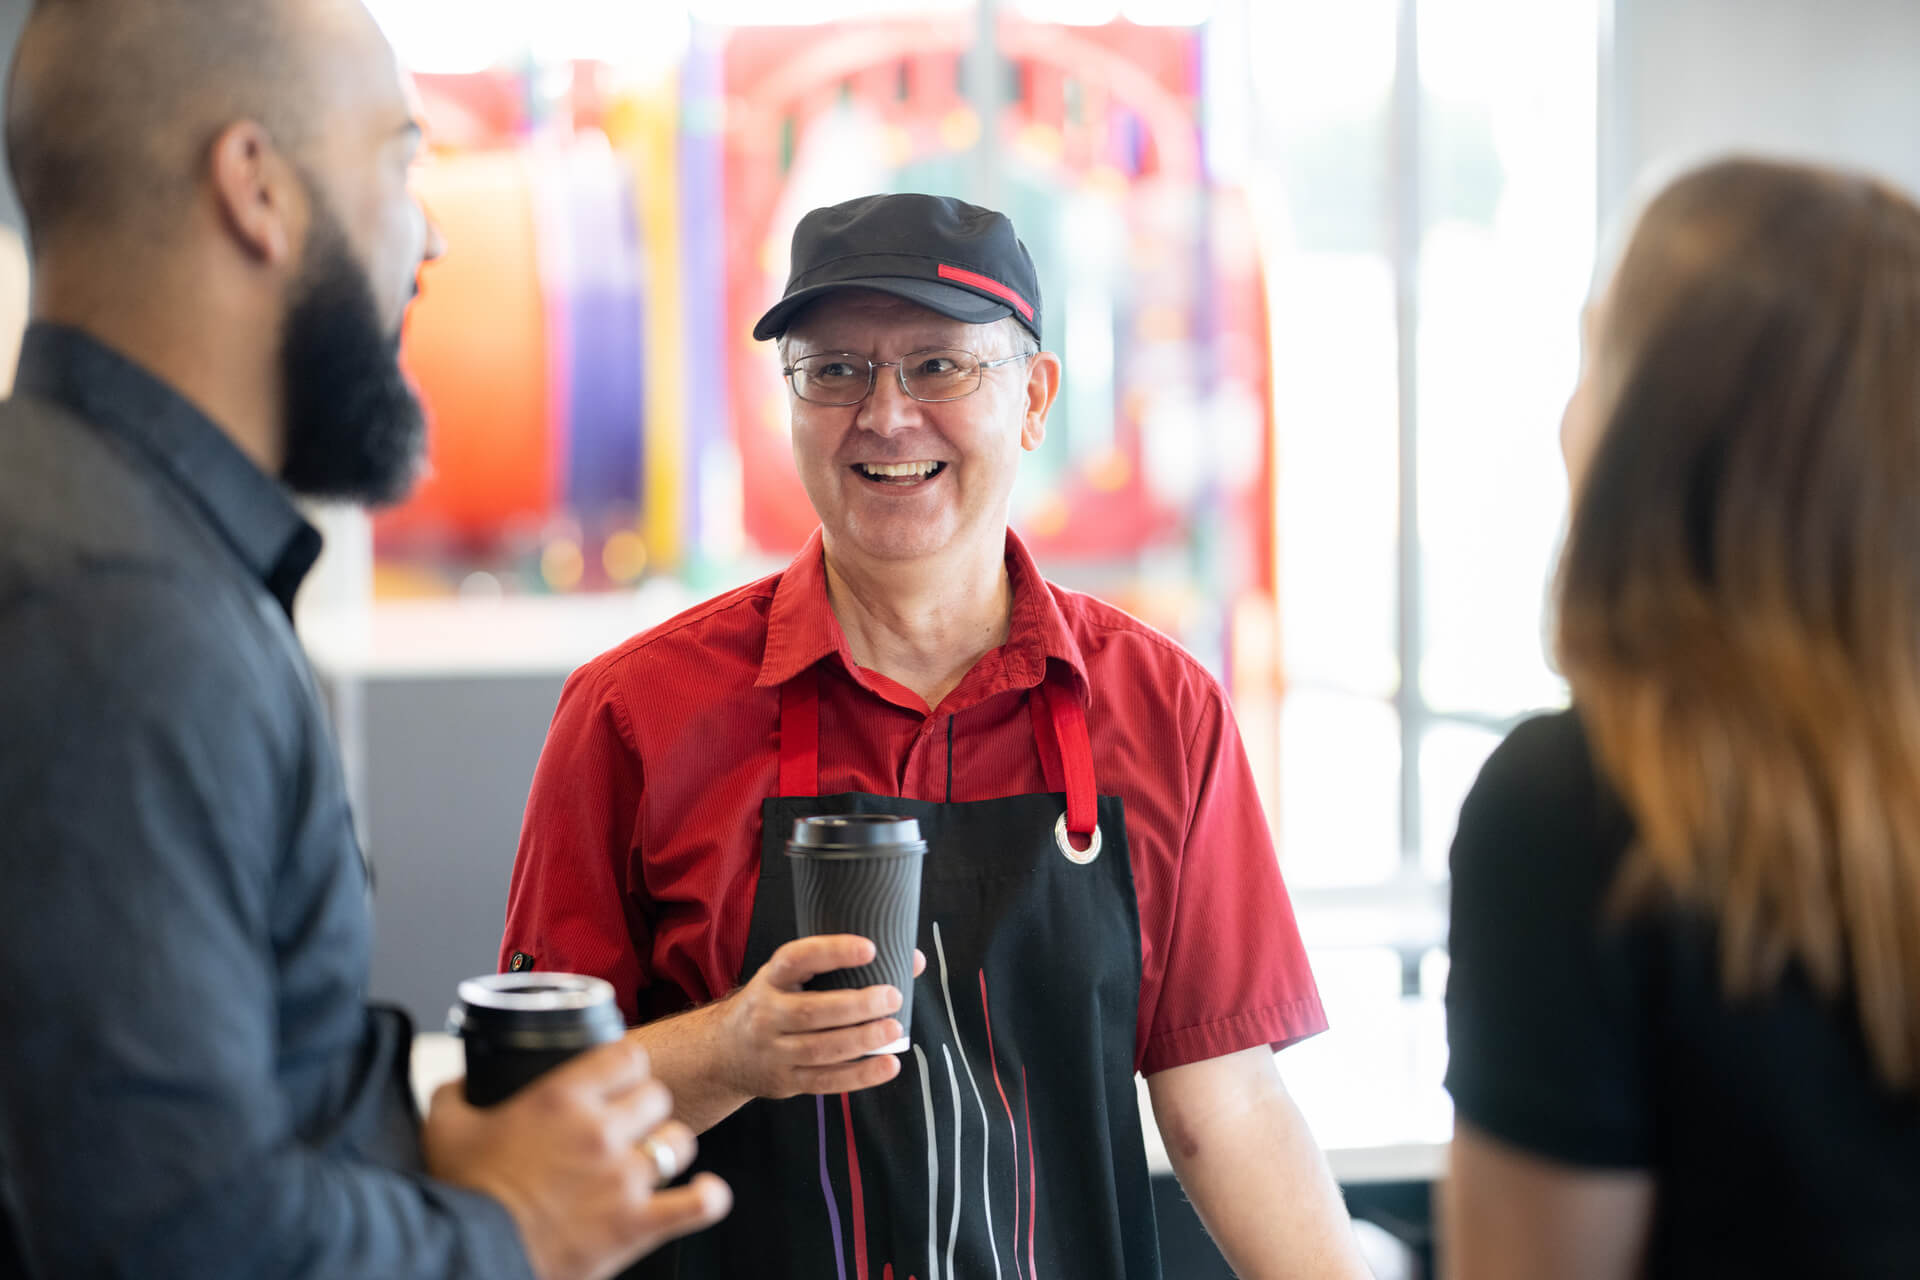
[722,20,1272,596]
[379,19,1276,667]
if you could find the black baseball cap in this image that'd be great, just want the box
[752,193,1043,345]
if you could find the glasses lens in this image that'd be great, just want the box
[793,355,871,405]
[900,350,981,402]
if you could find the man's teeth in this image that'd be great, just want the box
[859,461,942,478]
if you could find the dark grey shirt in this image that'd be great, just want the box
[0,326,532,1279]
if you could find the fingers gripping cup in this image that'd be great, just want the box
[448,972,624,1106]
[787,814,928,1055]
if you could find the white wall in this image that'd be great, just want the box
[1603,0,1920,228]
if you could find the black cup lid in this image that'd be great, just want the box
[455,971,615,1012]
[447,972,624,1048]
[788,813,926,852]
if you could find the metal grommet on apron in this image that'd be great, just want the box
[1029,675,1103,868]
[1052,811,1101,865]
[628,664,1160,1279]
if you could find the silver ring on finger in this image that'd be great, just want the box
[641,1133,680,1184]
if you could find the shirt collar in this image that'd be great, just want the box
[13,323,322,614]
[756,526,1090,696]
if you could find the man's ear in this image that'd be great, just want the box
[207,120,303,268]
[1020,350,1061,452]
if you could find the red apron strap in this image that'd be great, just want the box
[1028,688,1065,795]
[778,670,820,798]
[1033,674,1097,839]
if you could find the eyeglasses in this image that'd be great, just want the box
[782,348,1036,406]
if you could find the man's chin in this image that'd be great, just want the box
[352,458,427,510]
[280,405,428,508]
[833,518,964,565]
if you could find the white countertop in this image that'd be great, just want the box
[412,996,1448,1187]
[301,584,701,680]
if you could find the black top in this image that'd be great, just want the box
[1446,709,1920,1277]
[0,326,530,1279]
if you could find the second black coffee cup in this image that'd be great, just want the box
[447,971,624,1106]
[787,814,927,1053]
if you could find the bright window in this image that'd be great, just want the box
[1251,0,1598,996]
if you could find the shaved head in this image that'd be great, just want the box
[6,0,440,506]
[6,0,339,251]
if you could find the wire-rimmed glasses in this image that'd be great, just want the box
[782,348,1035,405]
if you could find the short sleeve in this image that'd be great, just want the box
[501,661,653,1023]
[1138,681,1327,1075]
[1444,711,1655,1169]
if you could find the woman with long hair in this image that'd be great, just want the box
[1443,157,1920,1278]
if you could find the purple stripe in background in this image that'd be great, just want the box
[563,140,643,513]
[526,142,575,515]
[677,24,728,556]
[818,1093,849,1280]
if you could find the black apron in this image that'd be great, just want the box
[633,663,1160,1279]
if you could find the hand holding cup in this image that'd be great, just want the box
[713,934,927,1100]
[424,1036,731,1280]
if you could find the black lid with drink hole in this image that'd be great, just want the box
[787,814,928,857]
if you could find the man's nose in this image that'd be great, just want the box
[422,213,448,264]
[855,363,921,434]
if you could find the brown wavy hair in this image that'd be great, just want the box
[1557,157,1920,1090]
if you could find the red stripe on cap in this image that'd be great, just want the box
[937,263,1034,322]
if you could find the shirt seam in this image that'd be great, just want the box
[598,662,647,768]
[1075,612,1219,683]
[1141,997,1329,1072]
[1134,654,1215,1061]
[597,662,649,907]
[597,583,781,673]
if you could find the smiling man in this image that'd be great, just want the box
[502,193,1369,1278]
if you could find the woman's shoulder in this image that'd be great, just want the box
[1478,708,1596,797]
[1454,707,1633,890]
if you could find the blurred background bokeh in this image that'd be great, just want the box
[5,1,1920,1270]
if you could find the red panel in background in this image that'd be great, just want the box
[414,72,527,149]
[906,52,960,114]
[1213,188,1277,597]
[381,151,553,547]
[1023,60,1067,133]
[1050,20,1199,100]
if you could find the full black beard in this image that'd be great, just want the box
[277,201,426,506]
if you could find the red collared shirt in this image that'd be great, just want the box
[502,529,1326,1073]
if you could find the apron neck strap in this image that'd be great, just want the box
[776,664,1097,837]
[778,673,820,797]
[1029,672,1098,839]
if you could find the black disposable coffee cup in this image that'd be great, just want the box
[447,972,624,1106]
[787,814,927,1054]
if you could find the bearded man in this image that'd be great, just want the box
[0,2,728,1277]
